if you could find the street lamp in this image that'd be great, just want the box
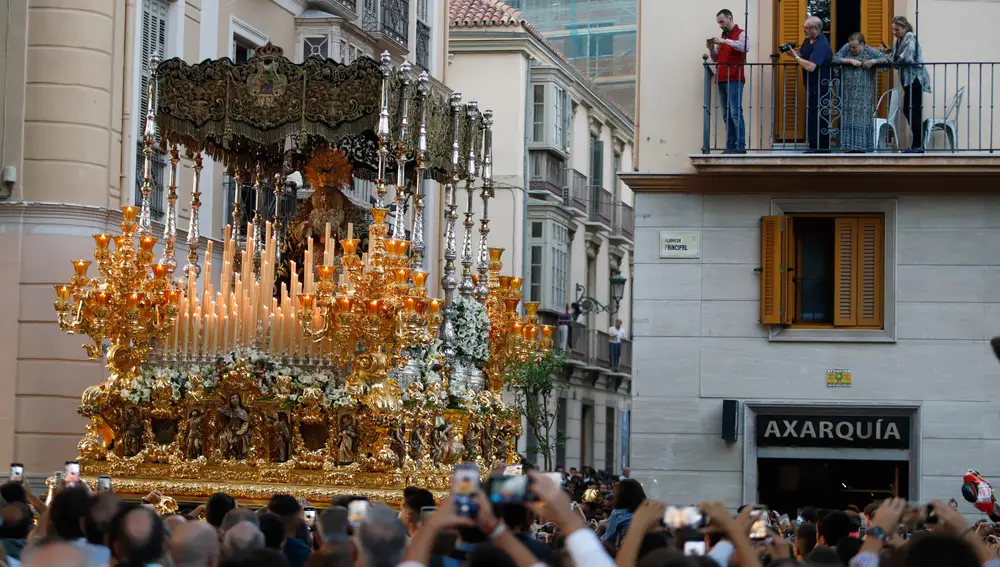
[575,271,628,315]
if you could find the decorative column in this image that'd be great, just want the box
[458,100,480,298]
[392,62,412,240]
[410,71,430,272]
[273,172,285,266]
[375,51,393,209]
[137,54,161,237]
[158,145,181,276]
[473,110,494,303]
[183,152,203,279]
[438,92,464,365]
[251,164,265,276]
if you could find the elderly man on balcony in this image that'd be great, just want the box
[787,16,833,152]
[707,9,749,154]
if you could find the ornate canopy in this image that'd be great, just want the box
[154,43,481,182]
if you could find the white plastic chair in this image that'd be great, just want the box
[873,86,903,151]
[923,86,965,151]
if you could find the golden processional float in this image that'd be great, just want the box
[52,44,553,506]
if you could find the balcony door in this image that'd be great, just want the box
[774,0,892,144]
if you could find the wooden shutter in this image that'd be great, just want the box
[782,216,797,324]
[834,216,884,328]
[856,217,884,327]
[760,216,786,325]
[862,0,893,116]
[775,0,807,143]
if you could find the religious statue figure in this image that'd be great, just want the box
[463,422,481,460]
[276,147,371,295]
[186,410,205,459]
[480,422,495,465]
[408,422,426,461]
[123,407,144,457]
[430,416,450,464]
[337,415,358,464]
[269,413,291,463]
[390,422,406,466]
[219,394,251,461]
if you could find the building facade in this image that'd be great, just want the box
[0,0,451,475]
[505,0,636,118]
[449,0,635,474]
[623,0,1000,514]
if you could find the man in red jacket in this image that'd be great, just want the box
[708,9,749,153]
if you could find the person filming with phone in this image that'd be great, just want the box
[785,16,833,152]
[707,9,749,154]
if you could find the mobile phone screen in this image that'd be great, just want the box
[420,506,436,523]
[452,464,480,518]
[10,464,23,482]
[664,506,704,530]
[64,461,80,486]
[488,475,529,504]
[684,541,707,556]
[749,506,769,541]
[347,501,368,526]
[303,507,316,526]
[97,476,112,493]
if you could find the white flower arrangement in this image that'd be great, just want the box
[451,296,490,366]
[415,339,445,386]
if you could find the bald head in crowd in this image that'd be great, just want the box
[172,520,221,567]
[23,541,87,567]
[223,521,265,556]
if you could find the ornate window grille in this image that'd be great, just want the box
[363,0,409,47]
[304,36,330,59]
[416,22,430,70]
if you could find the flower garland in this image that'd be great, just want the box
[451,296,490,366]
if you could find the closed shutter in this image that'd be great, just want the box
[137,0,169,212]
[775,0,806,143]
[862,0,893,116]
[833,218,858,326]
[856,217,884,327]
[834,216,884,328]
[759,216,786,325]
[782,216,797,324]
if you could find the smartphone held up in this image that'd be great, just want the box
[9,463,23,483]
[64,461,80,488]
[452,464,481,518]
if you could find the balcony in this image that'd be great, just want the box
[529,151,566,200]
[696,60,1000,173]
[586,185,613,230]
[594,330,611,368]
[311,0,359,19]
[564,169,588,215]
[611,202,634,244]
[361,0,409,52]
[568,321,588,364]
[415,22,430,70]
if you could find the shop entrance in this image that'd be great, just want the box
[757,458,908,514]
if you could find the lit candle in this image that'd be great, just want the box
[93,234,111,250]
[429,299,441,314]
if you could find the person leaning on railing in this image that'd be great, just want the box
[881,16,931,153]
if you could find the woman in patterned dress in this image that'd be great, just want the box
[833,32,889,151]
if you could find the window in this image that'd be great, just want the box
[529,245,543,302]
[564,92,572,152]
[590,138,604,187]
[759,214,884,329]
[304,36,329,59]
[605,407,616,472]
[554,87,565,148]
[531,221,543,238]
[339,39,348,63]
[551,224,569,309]
[136,0,169,220]
[234,36,256,64]
[532,85,545,142]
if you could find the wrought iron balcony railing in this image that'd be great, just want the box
[415,21,430,70]
[614,203,634,241]
[565,169,588,214]
[529,151,566,199]
[588,185,613,227]
[362,0,409,49]
[701,60,1000,154]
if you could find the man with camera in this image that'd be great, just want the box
[707,9,749,154]
[784,16,833,152]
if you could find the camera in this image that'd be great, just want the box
[779,42,797,53]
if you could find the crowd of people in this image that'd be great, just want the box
[0,464,997,567]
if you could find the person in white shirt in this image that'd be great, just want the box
[608,319,625,371]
